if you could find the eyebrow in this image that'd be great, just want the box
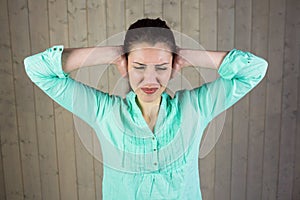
[133,62,169,66]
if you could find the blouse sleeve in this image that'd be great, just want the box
[192,49,268,122]
[24,45,115,128]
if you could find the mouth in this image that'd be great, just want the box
[141,87,159,95]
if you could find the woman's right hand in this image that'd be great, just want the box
[112,46,128,77]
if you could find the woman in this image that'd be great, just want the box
[24,18,268,199]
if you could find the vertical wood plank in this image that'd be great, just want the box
[247,0,269,199]
[231,0,251,199]
[291,3,300,200]
[1,1,300,200]
[48,0,78,199]
[106,0,125,94]
[278,0,299,198]
[86,0,107,198]
[162,0,181,94]
[27,0,60,199]
[144,0,163,18]
[67,0,96,199]
[181,0,200,88]
[294,1,300,190]
[8,0,43,199]
[198,0,217,199]
[262,0,285,199]
[293,32,300,199]
[0,145,5,200]
[94,0,109,95]
[215,0,234,199]
[199,0,217,50]
[124,0,144,98]
[0,0,23,199]
[125,0,144,28]
[162,0,180,32]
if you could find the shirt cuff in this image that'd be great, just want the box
[218,48,252,80]
[46,45,70,78]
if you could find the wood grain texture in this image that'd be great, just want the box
[163,0,180,32]
[293,22,300,199]
[144,0,162,18]
[231,0,251,199]
[27,0,60,199]
[0,145,5,200]
[86,0,107,199]
[215,0,235,199]
[198,0,217,199]
[68,0,96,199]
[294,1,300,190]
[8,0,42,199]
[262,0,285,199]
[247,0,269,199]
[0,0,23,199]
[106,0,125,94]
[49,0,78,199]
[126,0,144,28]
[163,0,181,94]
[181,0,200,89]
[278,0,299,199]
[0,1,299,199]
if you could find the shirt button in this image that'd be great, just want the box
[153,148,157,151]
[152,137,155,140]
[59,48,63,51]
[153,162,157,166]
[53,47,57,51]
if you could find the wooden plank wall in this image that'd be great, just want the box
[0,0,299,199]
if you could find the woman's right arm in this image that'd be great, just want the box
[62,45,126,75]
[24,45,125,128]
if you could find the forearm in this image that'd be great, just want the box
[180,49,229,70]
[62,46,123,73]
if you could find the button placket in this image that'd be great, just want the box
[152,136,158,169]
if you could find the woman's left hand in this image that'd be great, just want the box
[172,47,189,79]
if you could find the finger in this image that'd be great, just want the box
[170,67,179,79]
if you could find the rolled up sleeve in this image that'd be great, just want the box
[193,49,268,122]
[24,45,114,128]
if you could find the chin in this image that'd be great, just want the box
[139,94,160,103]
[136,89,163,103]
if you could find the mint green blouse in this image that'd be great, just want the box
[24,46,268,200]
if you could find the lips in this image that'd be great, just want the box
[141,87,158,95]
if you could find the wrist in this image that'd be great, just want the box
[178,48,199,67]
[92,46,122,64]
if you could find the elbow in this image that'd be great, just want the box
[260,58,269,79]
[23,56,32,78]
[23,55,40,82]
[254,57,268,81]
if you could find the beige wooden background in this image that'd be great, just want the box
[1,0,300,199]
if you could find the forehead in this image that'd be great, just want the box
[128,43,172,64]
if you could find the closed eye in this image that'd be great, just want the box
[133,66,145,70]
[155,66,168,70]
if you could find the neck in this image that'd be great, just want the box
[136,97,161,117]
[136,97,161,131]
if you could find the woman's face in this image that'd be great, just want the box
[127,42,173,103]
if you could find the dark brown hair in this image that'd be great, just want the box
[123,18,177,60]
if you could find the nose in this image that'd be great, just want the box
[143,66,157,84]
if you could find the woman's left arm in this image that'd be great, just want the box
[174,48,268,122]
[173,48,229,73]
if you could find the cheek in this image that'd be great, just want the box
[157,71,172,85]
[128,70,143,88]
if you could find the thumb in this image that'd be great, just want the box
[171,65,179,79]
[118,59,128,78]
